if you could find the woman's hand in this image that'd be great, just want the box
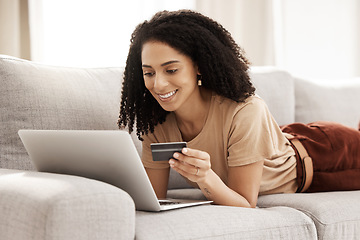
[169,147,264,208]
[168,147,211,184]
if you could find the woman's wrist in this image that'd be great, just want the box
[197,169,219,199]
[197,169,252,207]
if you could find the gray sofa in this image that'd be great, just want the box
[1,55,359,240]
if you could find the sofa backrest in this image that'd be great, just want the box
[249,67,295,126]
[294,77,360,129]
[0,55,125,170]
[5,56,358,190]
[0,55,299,192]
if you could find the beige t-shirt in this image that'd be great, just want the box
[142,94,298,195]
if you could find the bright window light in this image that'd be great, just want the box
[40,0,195,67]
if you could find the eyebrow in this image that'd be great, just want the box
[142,60,180,68]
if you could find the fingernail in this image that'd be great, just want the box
[182,148,188,153]
[173,153,179,158]
[169,160,174,165]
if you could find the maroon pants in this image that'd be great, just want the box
[281,121,360,193]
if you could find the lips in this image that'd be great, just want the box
[158,90,177,101]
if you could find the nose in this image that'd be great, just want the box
[153,74,169,92]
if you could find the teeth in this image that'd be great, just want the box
[159,90,176,99]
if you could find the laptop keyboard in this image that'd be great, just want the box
[159,200,182,205]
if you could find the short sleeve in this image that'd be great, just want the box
[141,130,171,169]
[227,97,279,167]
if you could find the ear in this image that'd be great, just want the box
[196,65,201,75]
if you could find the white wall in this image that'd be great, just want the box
[30,0,360,79]
[280,0,360,79]
[197,0,360,79]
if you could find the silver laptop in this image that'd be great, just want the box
[18,129,212,211]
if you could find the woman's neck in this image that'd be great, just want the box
[174,89,212,142]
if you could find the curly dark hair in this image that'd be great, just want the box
[118,9,255,140]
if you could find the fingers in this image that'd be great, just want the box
[172,148,210,164]
[170,163,199,180]
[169,157,199,176]
[169,148,211,181]
[173,148,209,166]
[181,148,209,160]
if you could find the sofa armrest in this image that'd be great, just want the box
[0,169,135,240]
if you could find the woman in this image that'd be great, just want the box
[118,10,360,208]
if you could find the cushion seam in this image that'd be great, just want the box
[189,222,316,239]
[261,205,360,226]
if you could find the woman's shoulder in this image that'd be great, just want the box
[213,93,267,115]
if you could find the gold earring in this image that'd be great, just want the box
[197,75,202,86]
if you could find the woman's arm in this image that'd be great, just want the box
[145,167,170,199]
[169,148,264,208]
[226,161,264,207]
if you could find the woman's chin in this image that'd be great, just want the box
[158,103,177,112]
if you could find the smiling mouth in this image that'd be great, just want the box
[158,90,178,100]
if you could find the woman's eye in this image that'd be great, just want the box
[144,72,155,77]
[167,69,177,74]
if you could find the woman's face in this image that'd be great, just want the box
[141,41,200,112]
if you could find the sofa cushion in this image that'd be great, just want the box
[136,204,317,240]
[167,188,207,200]
[0,169,135,240]
[0,55,127,170]
[250,67,295,126]
[258,191,360,239]
[294,77,360,129]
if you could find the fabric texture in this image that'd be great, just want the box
[258,191,360,240]
[0,169,135,240]
[249,67,295,126]
[0,55,124,170]
[142,94,298,194]
[136,204,317,240]
[294,77,360,129]
[282,121,360,192]
[167,188,207,200]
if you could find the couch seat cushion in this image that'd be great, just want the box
[136,204,316,240]
[258,191,360,240]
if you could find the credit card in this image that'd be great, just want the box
[151,142,187,161]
